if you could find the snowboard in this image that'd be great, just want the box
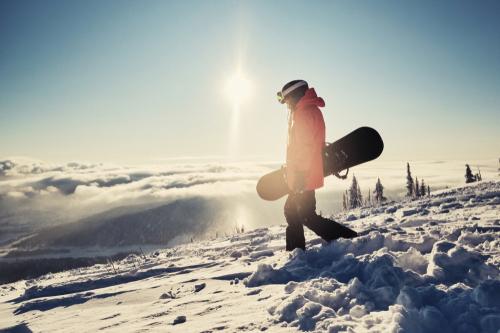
[256,127,384,201]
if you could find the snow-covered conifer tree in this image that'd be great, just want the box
[415,177,420,198]
[406,163,414,197]
[357,183,363,207]
[349,176,362,209]
[476,168,482,181]
[465,164,475,183]
[374,178,386,204]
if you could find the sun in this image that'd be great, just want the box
[224,70,252,106]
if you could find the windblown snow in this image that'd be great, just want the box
[1,181,499,332]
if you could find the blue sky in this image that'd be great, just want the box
[1,0,499,163]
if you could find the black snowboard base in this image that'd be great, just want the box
[256,127,384,201]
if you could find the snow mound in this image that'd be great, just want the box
[246,181,500,332]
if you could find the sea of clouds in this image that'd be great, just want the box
[0,157,498,245]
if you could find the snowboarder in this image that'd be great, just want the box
[277,80,358,251]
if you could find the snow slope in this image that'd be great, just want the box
[1,181,499,333]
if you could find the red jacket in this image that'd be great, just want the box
[286,88,326,191]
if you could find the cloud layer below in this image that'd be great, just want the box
[1,157,498,246]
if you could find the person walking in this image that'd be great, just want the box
[277,80,358,251]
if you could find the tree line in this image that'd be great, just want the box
[343,161,487,211]
[342,176,387,210]
[405,162,430,198]
[342,162,431,211]
[465,164,482,183]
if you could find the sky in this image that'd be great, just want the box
[1,0,499,164]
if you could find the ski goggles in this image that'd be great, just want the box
[277,80,308,104]
[277,91,286,104]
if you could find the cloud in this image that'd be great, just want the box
[0,159,273,243]
[0,157,498,246]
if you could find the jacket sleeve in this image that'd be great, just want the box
[290,109,316,172]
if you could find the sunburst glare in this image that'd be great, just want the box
[224,70,253,107]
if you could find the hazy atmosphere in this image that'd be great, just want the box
[1,1,499,332]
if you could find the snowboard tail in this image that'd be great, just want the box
[256,127,384,201]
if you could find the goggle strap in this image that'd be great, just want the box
[281,81,307,98]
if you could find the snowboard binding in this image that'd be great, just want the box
[324,145,349,179]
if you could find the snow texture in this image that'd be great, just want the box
[0,180,499,332]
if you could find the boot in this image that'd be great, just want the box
[303,215,357,242]
[285,224,306,251]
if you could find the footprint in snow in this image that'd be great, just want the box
[160,291,176,299]
[246,288,262,296]
[173,315,186,325]
[194,283,206,292]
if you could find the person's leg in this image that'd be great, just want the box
[308,215,358,241]
[297,191,358,241]
[284,193,306,251]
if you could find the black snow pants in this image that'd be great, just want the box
[284,190,358,251]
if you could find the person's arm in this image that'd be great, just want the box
[289,109,316,191]
[293,109,316,170]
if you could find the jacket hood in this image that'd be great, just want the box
[295,88,325,110]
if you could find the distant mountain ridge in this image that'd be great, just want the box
[16,197,227,248]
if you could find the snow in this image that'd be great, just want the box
[0,180,499,332]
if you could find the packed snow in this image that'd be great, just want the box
[0,180,499,332]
